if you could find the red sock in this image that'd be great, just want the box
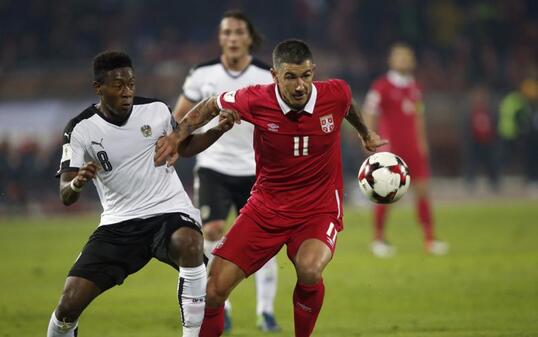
[417,197,434,241]
[293,280,325,337]
[199,305,224,337]
[374,204,388,241]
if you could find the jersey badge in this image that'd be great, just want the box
[267,123,280,132]
[223,91,236,103]
[140,125,152,137]
[320,114,335,133]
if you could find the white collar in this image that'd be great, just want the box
[274,83,317,115]
[387,70,414,87]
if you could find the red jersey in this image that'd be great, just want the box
[364,71,423,154]
[217,79,352,228]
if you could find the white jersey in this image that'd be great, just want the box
[57,97,201,227]
[182,58,273,176]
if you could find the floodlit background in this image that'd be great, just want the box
[0,1,537,336]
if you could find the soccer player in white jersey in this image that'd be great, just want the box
[47,51,234,337]
[173,10,280,332]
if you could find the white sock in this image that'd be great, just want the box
[255,256,278,315]
[178,265,206,336]
[47,311,78,337]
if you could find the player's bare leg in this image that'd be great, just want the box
[372,204,396,257]
[413,180,448,255]
[292,239,333,337]
[202,220,233,332]
[200,256,246,337]
[169,227,207,337]
[47,277,101,337]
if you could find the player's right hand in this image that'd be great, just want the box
[73,161,99,188]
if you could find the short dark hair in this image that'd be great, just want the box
[390,41,414,54]
[221,10,263,52]
[272,39,313,68]
[93,51,133,83]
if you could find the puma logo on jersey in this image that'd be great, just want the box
[91,138,104,149]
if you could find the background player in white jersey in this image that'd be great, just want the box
[47,51,233,337]
[173,10,280,333]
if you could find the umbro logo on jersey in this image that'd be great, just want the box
[91,138,104,149]
[267,123,279,132]
[140,125,152,137]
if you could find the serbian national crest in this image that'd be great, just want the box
[319,114,334,133]
[140,125,152,137]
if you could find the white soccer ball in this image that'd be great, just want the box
[358,152,411,204]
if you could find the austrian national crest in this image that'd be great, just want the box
[140,125,152,137]
[319,114,334,133]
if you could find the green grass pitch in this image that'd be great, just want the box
[1,200,537,337]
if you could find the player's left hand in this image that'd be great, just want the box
[362,130,389,152]
[155,134,179,167]
[213,109,240,132]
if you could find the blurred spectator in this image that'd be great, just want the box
[463,83,499,192]
[498,78,538,190]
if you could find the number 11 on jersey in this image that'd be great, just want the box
[293,136,309,156]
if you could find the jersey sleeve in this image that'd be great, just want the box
[216,86,254,123]
[56,124,86,177]
[363,80,384,116]
[162,103,176,134]
[181,68,203,102]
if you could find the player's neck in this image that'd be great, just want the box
[221,54,252,72]
[95,102,131,126]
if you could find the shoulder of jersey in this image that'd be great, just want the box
[133,96,171,112]
[250,58,271,71]
[64,105,97,134]
[190,58,221,72]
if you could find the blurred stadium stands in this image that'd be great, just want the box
[0,0,537,214]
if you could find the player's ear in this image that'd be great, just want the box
[270,68,278,83]
[93,81,102,96]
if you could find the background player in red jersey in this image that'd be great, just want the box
[363,42,449,257]
[155,39,387,337]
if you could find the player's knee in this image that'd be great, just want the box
[205,279,229,308]
[295,258,324,284]
[56,291,83,322]
[170,228,204,264]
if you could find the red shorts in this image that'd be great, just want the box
[212,211,341,276]
[384,144,430,181]
[404,154,429,180]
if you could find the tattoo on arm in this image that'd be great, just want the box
[176,97,220,138]
[345,99,369,138]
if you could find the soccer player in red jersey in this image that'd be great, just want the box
[155,39,387,337]
[363,42,449,257]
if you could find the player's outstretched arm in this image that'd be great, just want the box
[346,99,388,152]
[178,109,239,157]
[59,161,99,206]
[154,97,240,166]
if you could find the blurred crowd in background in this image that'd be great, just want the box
[0,0,537,214]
